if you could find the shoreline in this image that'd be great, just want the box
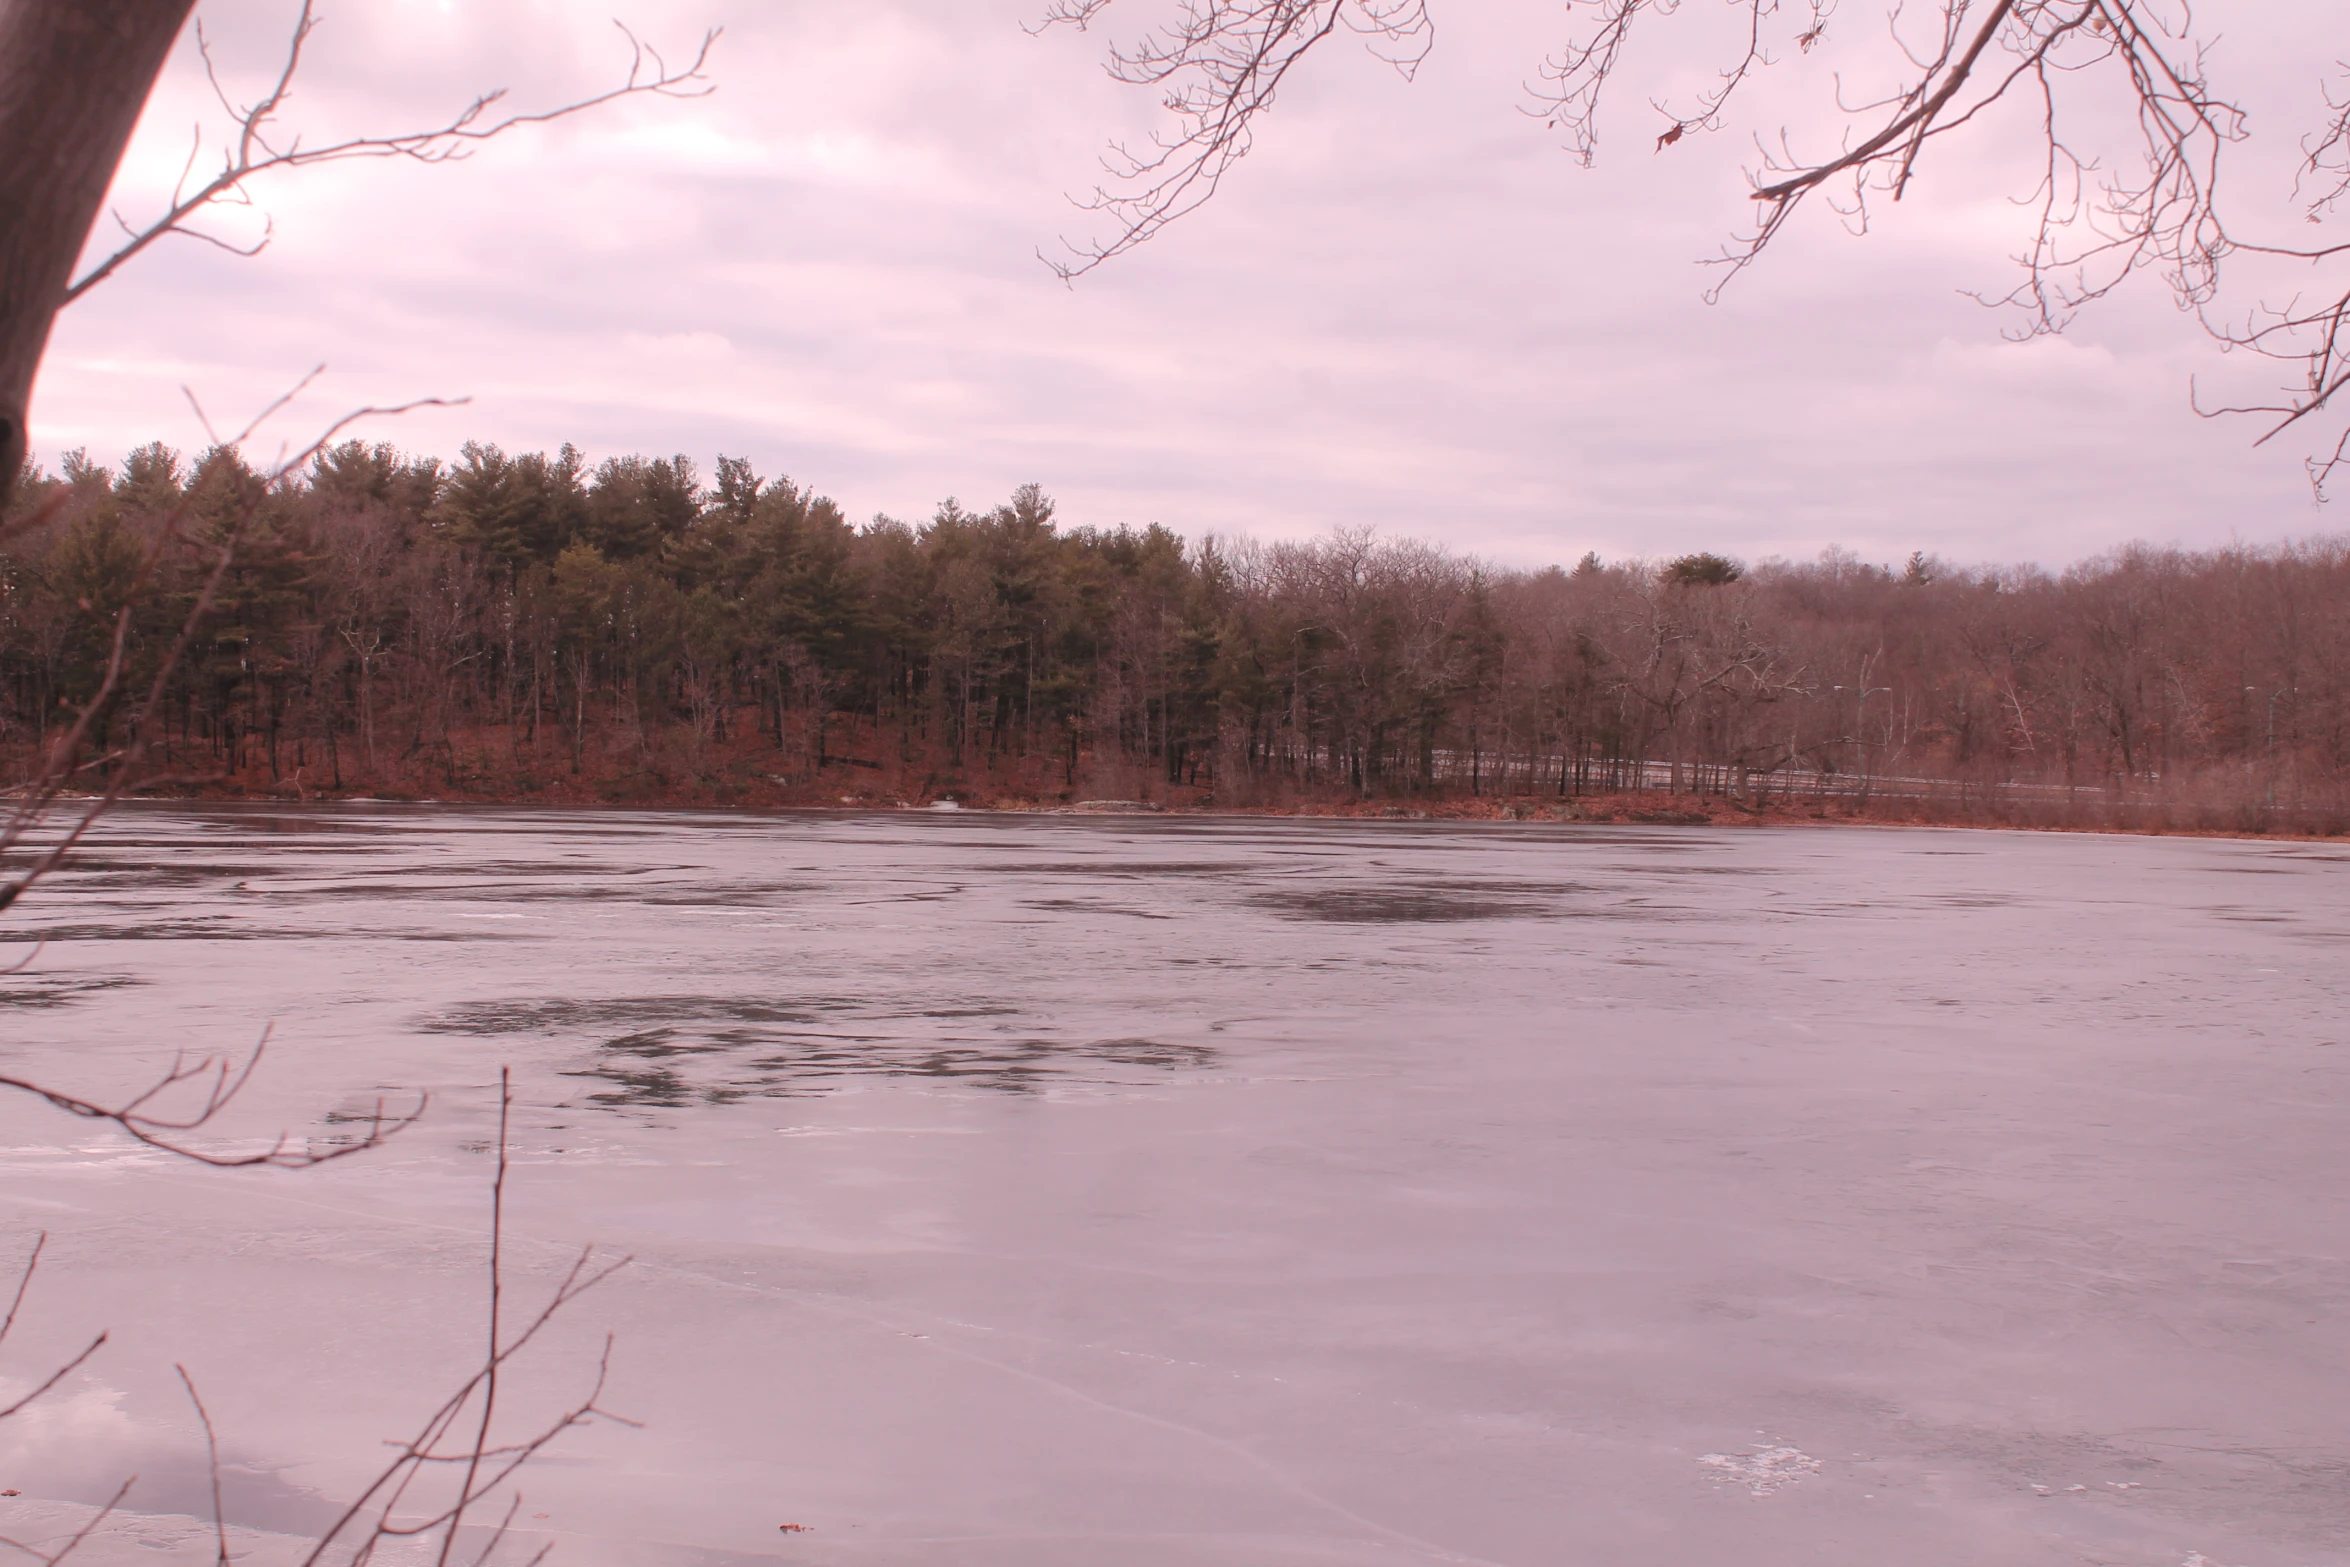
[63,780,2350,844]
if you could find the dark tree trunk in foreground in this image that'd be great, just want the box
[0,0,194,506]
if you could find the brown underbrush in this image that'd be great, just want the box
[18,717,2344,842]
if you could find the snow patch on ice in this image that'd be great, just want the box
[1698,1443,1823,1496]
[0,1496,443,1566]
[0,1378,137,1458]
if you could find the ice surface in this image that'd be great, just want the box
[0,805,2344,1565]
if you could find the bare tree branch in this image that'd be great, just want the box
[1,375,462,921]
[0,9,680,1558]
[1035,0,1431,278]
[1043,2,2350,492]
[0,1072,608,1566]
[0,1034,424,1170]
[175,1366,233,1567]
[0,1236,106,1424]
[62,7,721,307]
[438,1068,513,1567]
[294,1072,631,1567]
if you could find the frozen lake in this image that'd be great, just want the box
[0,805,2343,1566]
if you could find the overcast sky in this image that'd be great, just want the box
[28,0,2344,569]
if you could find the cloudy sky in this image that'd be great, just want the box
[29,0,2344,569]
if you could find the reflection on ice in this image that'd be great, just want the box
[420,994,1219,1103]
[1251,888,1547,923]
[0,975,140,1009]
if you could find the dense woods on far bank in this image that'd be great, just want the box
[6,439,2349,836]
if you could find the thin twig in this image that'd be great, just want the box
[63,8,720,307]
[0,1034,424,1169]
[438,1069,511,1567]
[175,1366,233,1567]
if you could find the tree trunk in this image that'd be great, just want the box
[0,1,196,503]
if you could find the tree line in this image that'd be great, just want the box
[5,438,2347,827]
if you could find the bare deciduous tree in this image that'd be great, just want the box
[0,0,716,510]
[0,4,708,1554]
[0,2,194,505]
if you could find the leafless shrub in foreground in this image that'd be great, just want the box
[0,3,712,1555]
[0,1072,624,1566]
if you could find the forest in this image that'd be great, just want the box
[5,438,2348,833]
